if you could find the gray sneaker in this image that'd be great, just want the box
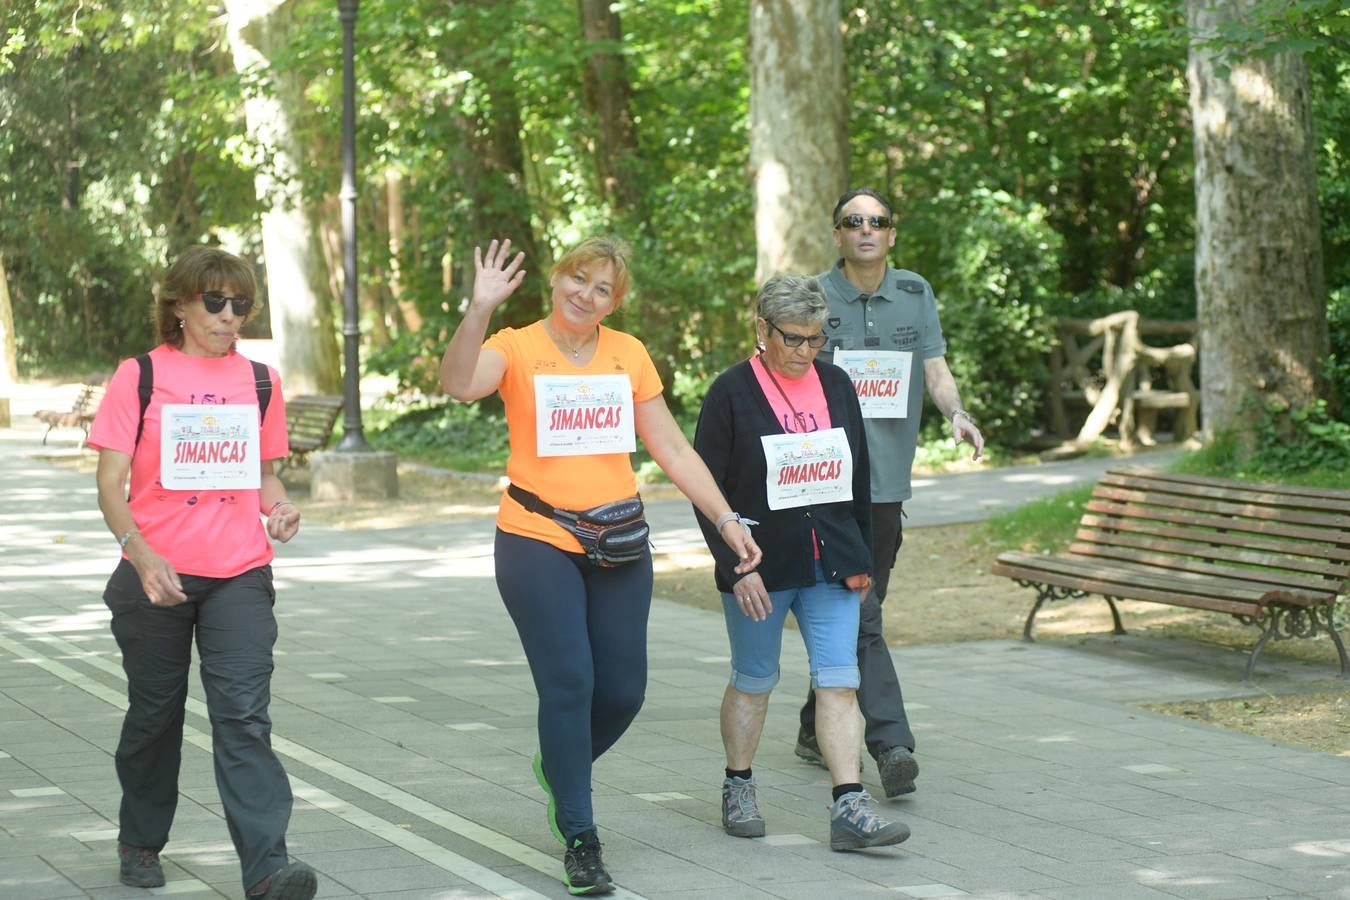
[721,775,766,838]
[876,746,919,797]
[829,789,911,851]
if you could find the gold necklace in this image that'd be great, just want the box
[545,320,595,358]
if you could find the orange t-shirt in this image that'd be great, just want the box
[484,322,663,552]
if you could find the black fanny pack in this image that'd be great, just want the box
[507,484,650,567]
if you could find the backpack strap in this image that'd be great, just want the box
[251,359,272,423]
[134,353,153,450]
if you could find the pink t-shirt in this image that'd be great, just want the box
[750,354,832,435]
[87,345,288,578]
[750,354,832,558]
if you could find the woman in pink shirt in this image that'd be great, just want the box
[87,246,316,900]
[692,275,910,852]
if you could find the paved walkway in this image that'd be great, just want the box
[3,391,1349,899]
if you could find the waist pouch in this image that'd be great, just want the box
[507,484,650,567]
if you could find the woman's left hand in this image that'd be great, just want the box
[719,520,762,574]
[845,572,871,605]
[267,501,301,543]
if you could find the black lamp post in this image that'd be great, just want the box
[336,0,370,451]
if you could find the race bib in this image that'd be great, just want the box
[160,404,261,490]
[833,350,912,418]
[535,374,636,457]
[761,427,853,510]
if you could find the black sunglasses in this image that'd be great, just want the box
[766,320,829,349]
[199,291,254,317]
[835,213,893,231]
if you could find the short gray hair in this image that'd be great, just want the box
[755,275,828,326]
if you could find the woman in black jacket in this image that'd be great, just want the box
[693,274,911,852]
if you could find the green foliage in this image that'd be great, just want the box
[0,0,257,372]
[1327,287,1350,419]
[907,188,1060,446]
[365,396,511,473]
[1173,401,1350,487]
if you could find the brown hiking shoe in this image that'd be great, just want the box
[118,843,165,888]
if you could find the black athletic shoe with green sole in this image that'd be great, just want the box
[563,831,613,895]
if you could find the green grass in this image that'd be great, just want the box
[976,484,1094,555]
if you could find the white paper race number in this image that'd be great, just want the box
[832,350,912,418]
[160,404,261,490]
[534,375,636,457]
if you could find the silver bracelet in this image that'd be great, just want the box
[951,408,975,426]
[714,511,759,532]
[117,529,138,549]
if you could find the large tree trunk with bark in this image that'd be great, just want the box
[749,0,848,283]
[225,0,341,395]
[438,5,547,328]
[1187,0,1326,446]
[0,252,15,427]
[576,0,643,217]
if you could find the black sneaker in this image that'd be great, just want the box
[794,726,825,768]
[563,830,614,895]
[247,861,318,900]
[876,746,919,798]
[118,843,165,888]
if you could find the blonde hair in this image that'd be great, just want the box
[155,246,258,347]
[551,236,632,310]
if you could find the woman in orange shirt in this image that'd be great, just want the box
[441,236,761,896]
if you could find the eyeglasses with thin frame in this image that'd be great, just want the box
[835,213,894,231]
[765,319,829,349]
[199,291,254,317]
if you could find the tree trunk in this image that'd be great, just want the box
[385,167,423,333]
[576,0,643,217]
[225,0,341,395]
[0,252,15,428]
[1187,0,1326,446]
[749,0,848,282]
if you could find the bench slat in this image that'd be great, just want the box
[1084,499,1345,545]
[1091,484,1350,530]
[1101,469,1350,510]
[994,551,1284,604]
[1077,514,1350,565]
[1074,521,1350,576]
[991,556,1263,616]
[1066,540,1343,594]
[281,395,343,464]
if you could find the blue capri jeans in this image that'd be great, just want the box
[722,561,861,694]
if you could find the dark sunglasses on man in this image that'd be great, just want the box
[199,291,254,317]
[836,213,893,231]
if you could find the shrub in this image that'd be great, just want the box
[901,188,1061,447]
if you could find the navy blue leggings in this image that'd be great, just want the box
[494,529,652,839]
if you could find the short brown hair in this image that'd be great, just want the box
[550,236,632,310]
[154,246,258,348]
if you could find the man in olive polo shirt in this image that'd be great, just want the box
[796,187,984,798]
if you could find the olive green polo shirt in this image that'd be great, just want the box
[817,260,947,502]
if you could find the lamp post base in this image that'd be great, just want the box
[310,449,399,501]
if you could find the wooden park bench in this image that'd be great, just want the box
[991,468,1350,682]
[34,378,107,445]
[281,394,343,471]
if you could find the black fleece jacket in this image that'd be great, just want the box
[692,357,872,593]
